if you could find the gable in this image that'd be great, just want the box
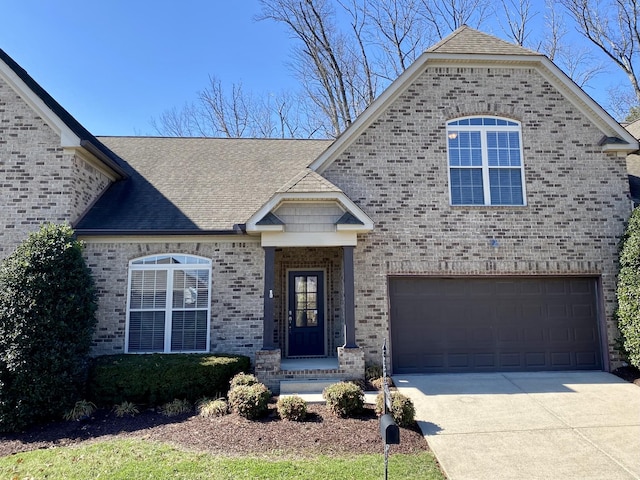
[310,26,638,174]
[0,48,126,179]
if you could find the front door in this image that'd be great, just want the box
[288,271,325,356]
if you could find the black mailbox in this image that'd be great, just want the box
[379,414,400,445]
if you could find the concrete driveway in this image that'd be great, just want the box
[394,371,640,480]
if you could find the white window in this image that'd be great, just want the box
[447,117,526,206]
[126,254,211,353]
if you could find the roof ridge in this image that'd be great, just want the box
[425,25,469,53]
[426,25,540,56]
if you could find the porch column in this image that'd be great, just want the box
[262,246,276,350]
[343,245,358,348]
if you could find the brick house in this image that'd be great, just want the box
[1,27,638,392]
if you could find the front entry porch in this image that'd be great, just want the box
[245,185,373,393]
[255,346,365,394]
[255,246,364,394]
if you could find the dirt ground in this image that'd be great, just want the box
[0,403,429,458]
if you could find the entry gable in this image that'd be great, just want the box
[246,169,373,246]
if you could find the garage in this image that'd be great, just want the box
[389,276,603,374]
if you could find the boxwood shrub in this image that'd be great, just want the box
[322,381,364,417]
[87,354,250,407]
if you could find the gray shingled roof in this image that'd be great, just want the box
[75,137,332,233]
[427,25,540,56]
[277,168,342,193]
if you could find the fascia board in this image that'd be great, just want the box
[0,59,81,148]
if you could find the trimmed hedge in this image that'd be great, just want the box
[617,207,640,368]
[0,224,97,432]
[87,354,250,407]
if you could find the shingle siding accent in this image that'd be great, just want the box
[0,77,109,256]
[84,240,266,359]
[322,65,631,367]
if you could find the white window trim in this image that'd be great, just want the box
[125,254,212,354]
[446,117,527,206]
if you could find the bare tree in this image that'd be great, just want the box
[499,0,537,46]
[357,0,431,79]
[418,0,491,40]
[559,0,640,104]
[152,76,318,138]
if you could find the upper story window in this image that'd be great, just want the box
[446,117,526,206]
[126,254,211,353]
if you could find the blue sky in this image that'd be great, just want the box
[0,1,628,136]
[1,1,296,136]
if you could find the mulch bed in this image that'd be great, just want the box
[0,403,429,458]
[612,365,640,386]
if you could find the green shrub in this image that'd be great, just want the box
[87,354,250,407]
[617,207,640,368]
[322,382,364,417]
[375,392,416,427]
[230,372,259,389]
[64,400,97,422]
[228,383,271,419]
[160,399,192,417]
[197,398,229,418]
[277,395,307,421]
[365,364,383,382]
[113,401,139,418]
[0,224,98,432]
[371,375,395,390]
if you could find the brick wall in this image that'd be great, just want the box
[0,77,110,257]
[83,240,266,359]
[322,65,631,367]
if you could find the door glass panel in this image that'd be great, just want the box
[293,275,320,329]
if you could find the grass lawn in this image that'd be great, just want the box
[0,439,445,479]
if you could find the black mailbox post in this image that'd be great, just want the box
[379,413,400,445]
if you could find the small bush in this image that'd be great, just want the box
[230,373,259,389]
[161,399,192,417]
[87,354,250,407]
[64,400,97,421]
[365,364,383,382]
[228,383,271,419]
[197,398,229,418]
[113,401,139,418]
[375,392,416,427]
[322,382,364,417]
[277,395,307,421]
[370,376,394,391]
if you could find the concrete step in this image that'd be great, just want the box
[279,379,338,395]
[279,391,380,405]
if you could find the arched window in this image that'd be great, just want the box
[446,117,526,206]
[126,254,211,353]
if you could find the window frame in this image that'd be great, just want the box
[446,116,527,206]
[125,254,212,354]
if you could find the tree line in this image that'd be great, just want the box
[152,0,640,139]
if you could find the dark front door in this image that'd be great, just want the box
[288,271,325,356]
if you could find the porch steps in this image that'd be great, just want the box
[279,379,336,395]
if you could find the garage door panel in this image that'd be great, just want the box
[390,277,602,373]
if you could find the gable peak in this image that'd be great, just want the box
[427,25,541,56]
